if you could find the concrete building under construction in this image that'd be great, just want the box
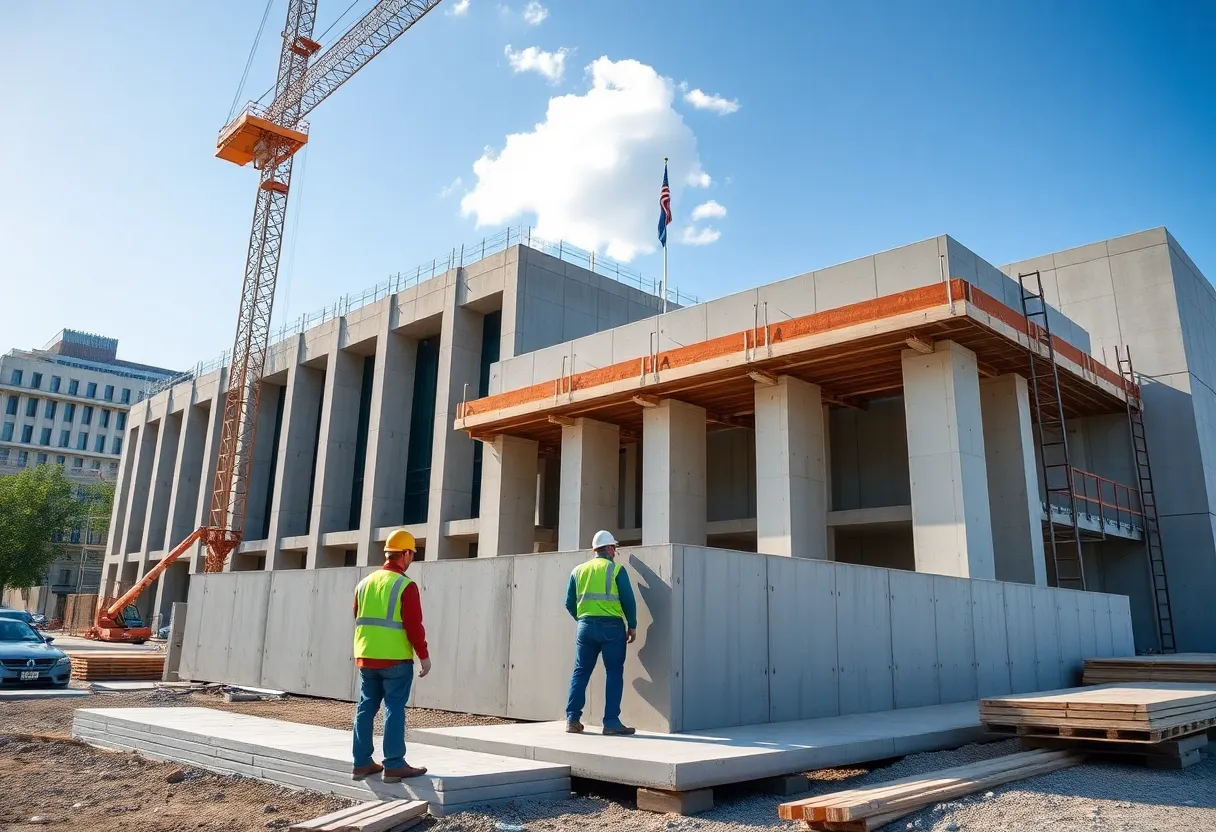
[102,227,1215,656]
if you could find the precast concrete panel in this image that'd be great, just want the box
[260,570,315,694]
[1055,591,1083,686]
[875,239,940,297]
[1076,591,1100,663]
[304,568,359,700]
[192,574,238,683]
[969,580,1012,699]
[178,577,207,681]
[1093,594,1115,658]
[1159,513,1216,652]
[1109,593,1135,655]
[1002,582,1038,693]
[766,557,839,721]
[507,551,584,721]
[707,288,758,341]
[410,559,512,716]
[888,570,940,709]
[835,565,894,715]
[679,547,768,730]
[1030,586,1063,691]
[933,575,978,703]
[814,256,877,310]
[227,571,272,687]
[621,546,681,734]
[758,274,817,326]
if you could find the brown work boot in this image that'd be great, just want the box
[602,725,636,736]
[383,764,428,782]
[352,762,383,779]
[566,719,584,733]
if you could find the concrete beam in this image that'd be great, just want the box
[980,374,1048,586]
[755,376,828,559]
[902,341,995,580]
[642,399,707,545]
[478,435,539,557]
[558,417,620,550]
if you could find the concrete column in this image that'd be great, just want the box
[120,415,156,555]
[754,376,828,558]
[308,347,362,567]
[357,323,416,565]
[142,411,181,555]
[150,561,189,634]
[165,400,207,549]
[107,407,141,557]
[266,353,324,569]
[426,278,483,559]
[902,341,995,580]
[621,443,640,531]
[642,399,707,545]
[980,374,1048,586]
[478,435,539,557]
[558,417,620,550]
[190,370,226,573]
[824,404,836,560]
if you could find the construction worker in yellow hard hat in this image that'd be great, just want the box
[564,530,637,736]
[351,528,431,781]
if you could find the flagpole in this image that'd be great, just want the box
[661,156,669,315]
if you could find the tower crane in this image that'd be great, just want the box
[89,0,444,642]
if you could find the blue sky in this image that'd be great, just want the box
[1,0,1212,370]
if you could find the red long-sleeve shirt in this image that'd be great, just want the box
[353,562,429,668]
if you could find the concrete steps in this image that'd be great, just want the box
[72,707,570,817]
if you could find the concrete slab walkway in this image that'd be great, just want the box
[0,687,90,702]
[412,701,987,791]
[72,708,570,816]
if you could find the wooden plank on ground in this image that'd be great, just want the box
[289,803,378,831]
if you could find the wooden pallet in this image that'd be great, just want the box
[289,799,427,832]
[985,716,1216,744]
[778,750,1084,830]
[69,653,165,681]
[1083,654,1216,685]
[1019,730,1212,770]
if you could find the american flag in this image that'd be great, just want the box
[657,162,672,247]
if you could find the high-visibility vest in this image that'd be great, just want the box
[573,556,624,620]
[353,570,415,661]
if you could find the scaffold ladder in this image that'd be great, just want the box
[1018,270,1087,590]
[1116,346,1177,653]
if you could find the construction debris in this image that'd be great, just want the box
[1083,654,1216,685]
[981,683,1216,743]
[289,799,427,832]
[778,749,1083,830]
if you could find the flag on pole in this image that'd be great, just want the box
[657,162,672,247]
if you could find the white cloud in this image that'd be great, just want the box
[684,88,740,115]
[686,170,711,188]
[681,226,721,246]
[447,0,470,15]
[522,0,548,24]
[691,200,726,221]
[462,57,713,262]
[504,45,569,84]
[438,176,463,198]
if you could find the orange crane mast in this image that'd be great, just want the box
[90,0,445,642]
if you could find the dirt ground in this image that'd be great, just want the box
[3,686,1215,832]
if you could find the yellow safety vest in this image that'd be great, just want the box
[353,570,415,661]
[573,557,624,620]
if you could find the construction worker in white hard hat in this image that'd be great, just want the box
[564,529,638,735]
[351,528,431,781]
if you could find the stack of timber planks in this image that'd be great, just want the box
[1083,654,1216,685]
[289,800,427,832]
[777,750,1082,831]
[69,652,165,681]
[980,683,1216,743]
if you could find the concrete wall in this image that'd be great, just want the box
[178,545,1132,733]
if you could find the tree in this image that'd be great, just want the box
[0,466,86,597]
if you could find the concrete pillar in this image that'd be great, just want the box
[266,353,324,569]
[754,376,828,558]
[191,371,226,573]
[151,561,189,633]
[426,280,483,559]
[143,411,182,555]
[621,442,640,531]
[980,374,1048,586]
[107,407,141,557]
[642,399,707,545]
[902,341,995,580]
[308,347,362,567]
[824,404,836,560]
[558,417,620,550]
[478,435,539,557]
[120,416,156,555]
[165,400,207,549]
[357,322,416,565]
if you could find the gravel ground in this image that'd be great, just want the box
[3,688,1214,831]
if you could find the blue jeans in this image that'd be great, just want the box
[566,616,627,729]
[353,661,413,770]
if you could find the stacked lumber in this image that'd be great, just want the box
[1083,654,1216,685]
[69,652,165,681]
[981,683,1216,743]
[289,800,427,832]
[778,750,1082,831]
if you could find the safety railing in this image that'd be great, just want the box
[1068,467,1144,533]
[149,225,695,396]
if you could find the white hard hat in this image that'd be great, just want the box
[591,530,619,550]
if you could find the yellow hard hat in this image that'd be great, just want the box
[385,529,416,553]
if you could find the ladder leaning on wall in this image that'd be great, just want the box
[1017,270,1087,591]
[1116,347,1177,653]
